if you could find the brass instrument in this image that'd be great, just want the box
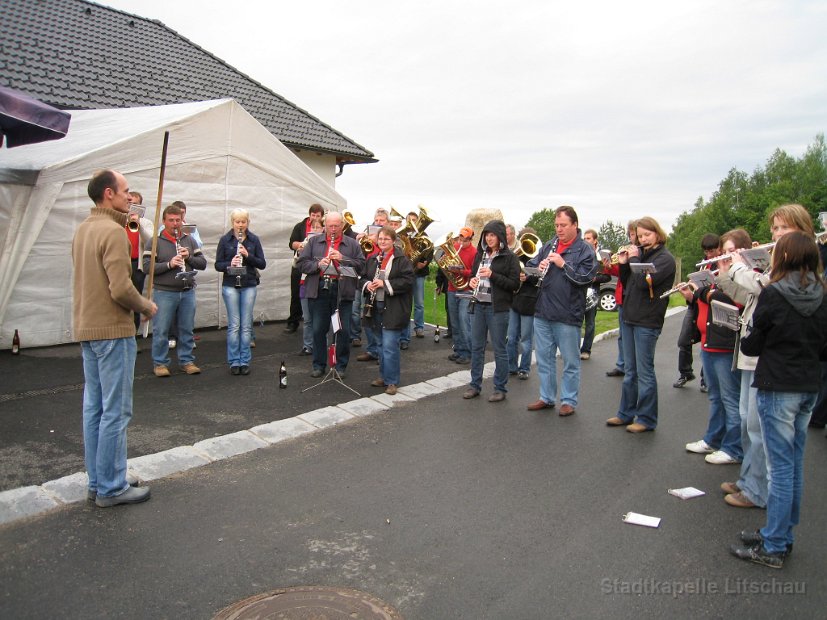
[610,245,636,264]
[359,236,375,254]
[514,233,540,259]
[128,220,140,232]
[390,207,416,258]
[342,210,356,235]
[408,205,435,263]
[434,232,469,289]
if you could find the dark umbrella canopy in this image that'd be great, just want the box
[0,86,72,148]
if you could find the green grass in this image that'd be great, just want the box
[422,272,685,337]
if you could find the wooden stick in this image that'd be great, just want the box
[141,131,170,337]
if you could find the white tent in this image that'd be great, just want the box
[0,99,346,349]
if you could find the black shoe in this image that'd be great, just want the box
[455,357,470,365]
[673,374,695,388]
[311,368,324,378]
[606,368,624,377]
[283,324,298,334]
[739,530,793,556]
[448,353,459,361]
[300,347,312,356]
[444,330,452,339]
[239,365,250,375]
[400,341,409,350]
[335,368,346,380]
[730,543,785,569]
[231,366,241,376]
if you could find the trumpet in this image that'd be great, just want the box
[128,220,140,232]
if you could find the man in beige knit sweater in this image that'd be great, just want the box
[72,169,157,508]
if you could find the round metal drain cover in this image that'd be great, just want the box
[212,586,403,619]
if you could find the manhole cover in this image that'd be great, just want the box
[212,586,403,619]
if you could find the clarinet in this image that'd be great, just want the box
[173,228,191,290]
[234,230,245,288]
[363,252,383,318]
[536,237,560,285]
[467,261,483,315]
[321,232,335,290]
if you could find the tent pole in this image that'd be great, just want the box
[141,131,170,338]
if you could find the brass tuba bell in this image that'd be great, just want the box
[341,210,356,235]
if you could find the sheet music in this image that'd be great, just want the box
[739,247,771,271]
[629,262,657,274]
[711,299,740,331]
[687,270,714,288]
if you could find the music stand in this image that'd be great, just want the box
[302,257,361,396]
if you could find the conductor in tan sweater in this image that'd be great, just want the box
[72,169,157,508]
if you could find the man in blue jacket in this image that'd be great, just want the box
[526,206,597,416]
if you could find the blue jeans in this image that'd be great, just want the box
[447,291,471,359]
[737,370,768,507]
[81,337,136,498]
[701,350,742,460]
[222,285,257,367]
[507,309,534,374]
[614,305,625,370]
[757,390,816,554]
[534,317,581,407]
[581,303,597,353]
[373,302,402,385]
[152,288,196,367]
[308,282,353,372]
[617,322,661,428]
[469,304,510,392]
[301,295,313,351]
[408,275,426,337]
[351,288,363,340]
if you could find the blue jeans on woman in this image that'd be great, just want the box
[469,303,510,393]
[373,302,402,386]
[222,285,257,367]
[534,317,580,407]
[616,322,661,429]
[81,337,136,498]
[737,371,768,507]
[701,350,743,460]
[507,309,534,375]
[757,390,816,555]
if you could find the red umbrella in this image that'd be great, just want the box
[0,86,72,148]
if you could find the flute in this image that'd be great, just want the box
[660,269,720,299]
[695,241,775,268]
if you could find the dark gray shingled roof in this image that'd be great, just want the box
[0,0,376,164]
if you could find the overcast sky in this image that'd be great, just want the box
[102,0,826,237]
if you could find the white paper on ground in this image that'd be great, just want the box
[668,487,706,500]
[623,512,661,528]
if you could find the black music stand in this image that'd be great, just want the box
[302,260,361,397]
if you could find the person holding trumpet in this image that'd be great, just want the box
[124,191,154,336]
[215,209,266,376]
[362,227,414,395]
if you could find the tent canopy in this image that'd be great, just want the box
[0,99,346,349]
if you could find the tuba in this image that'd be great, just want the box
[514,233,540,259]
[435,232,469,289]
[408,204,435,263]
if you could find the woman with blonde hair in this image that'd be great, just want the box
[215,209,266,375]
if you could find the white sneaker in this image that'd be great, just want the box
[705,450,740,465]
[685,439,714,454]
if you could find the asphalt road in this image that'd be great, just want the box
[1,314,826,619]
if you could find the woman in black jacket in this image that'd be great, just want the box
[362,227,414,395]
[730,231,827,569]
[214,209,266,375]
[606,216,676,432]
